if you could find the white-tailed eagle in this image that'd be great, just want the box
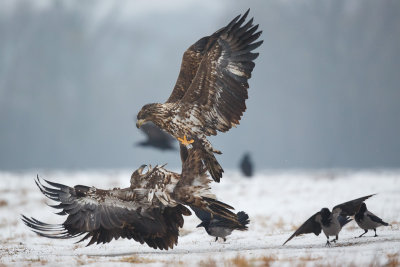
[136,9,263,182]
[22,148,239,249]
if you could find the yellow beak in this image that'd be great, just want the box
[136,119,146,128]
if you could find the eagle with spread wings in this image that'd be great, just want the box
[22,148,239,250]
[136,9,263,182]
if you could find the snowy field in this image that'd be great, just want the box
[1,170,399,266]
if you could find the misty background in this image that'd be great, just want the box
[1,0,399,172]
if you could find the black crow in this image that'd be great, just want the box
[355,202,389,237]
[239,153,253,177]
[193,206,249,241]
[283,194,375,246]
[136,122,176,151]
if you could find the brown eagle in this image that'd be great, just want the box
[136,9,263,182]
[22,148,239,250]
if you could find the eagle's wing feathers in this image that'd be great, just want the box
[166,37,211,103]
[22,176,188,250]
[176,9,262,135]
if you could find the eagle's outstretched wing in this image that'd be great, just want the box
[167,9,262,135]
[283,212,322,245]
[22,176,190,249]
[332,194,375,216]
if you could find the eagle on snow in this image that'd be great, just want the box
[22,147,240,250]
[136,9,263,182]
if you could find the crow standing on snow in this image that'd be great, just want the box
[283,194,375,246]
[355,202,390,237]
[193,207,250,241]
[239,152,253,177]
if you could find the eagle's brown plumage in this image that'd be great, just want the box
[22,148,239,249]
[136,9,263,182]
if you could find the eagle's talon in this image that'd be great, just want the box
[178,135,194,146]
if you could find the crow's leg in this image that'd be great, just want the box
[358,229,368,238]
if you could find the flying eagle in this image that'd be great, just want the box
[136,122,176,151]
[136,9,263,182]
[22,148,238,250]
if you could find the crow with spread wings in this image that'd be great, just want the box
[22,148,239,250]
[136,9,263,182]
[283,194,375,246]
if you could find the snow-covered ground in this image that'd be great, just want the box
[1,170,399,266]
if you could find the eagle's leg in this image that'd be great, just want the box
[177,135,194,146]
[200,138,224,182]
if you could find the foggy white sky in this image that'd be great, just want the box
[1,0,399,171]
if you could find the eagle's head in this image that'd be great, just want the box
[136,103,164,128]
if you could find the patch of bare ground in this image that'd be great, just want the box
[0,200,8,207]
[117,256,155,264]
[258,255,277,267]
[272,217,285,230]
[253,254,323,266]
[230,255,251,267]
[76,256,95,265]
[198,258,217,267]
[385,253,400,267]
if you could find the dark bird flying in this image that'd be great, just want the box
[136,9,263,182]
[355,202,389,237]
[136,122,176,151]
[22,148,239,249]
[283,194,375,246]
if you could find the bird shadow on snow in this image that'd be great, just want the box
[80,234,399,257]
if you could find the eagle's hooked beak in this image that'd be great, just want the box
[136,119,146,128]
[137,164,147,175]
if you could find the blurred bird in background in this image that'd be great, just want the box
[136,122,176,151]
[239,152,254,177]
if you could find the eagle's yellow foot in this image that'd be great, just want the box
[178,135,194,146]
